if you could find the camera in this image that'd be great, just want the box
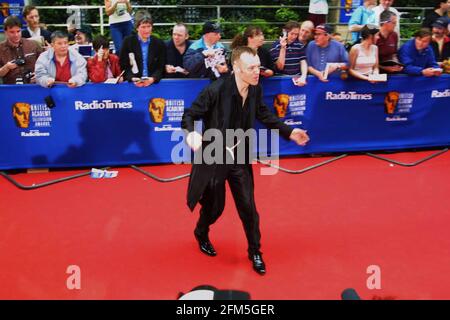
[116,3,126,16]
[23,71,34,84]
[13,58,26,66]
[16,71,34,84]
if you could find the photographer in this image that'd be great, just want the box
[0,15,42,84]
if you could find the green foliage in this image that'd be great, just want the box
[188,24,204,41]
[30,0,430,42]
[274,8,299,22]
[248,18,282,39]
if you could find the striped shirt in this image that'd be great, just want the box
[270,39,306,75]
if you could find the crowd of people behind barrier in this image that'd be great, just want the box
[0,0,449,89]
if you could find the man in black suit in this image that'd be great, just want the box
[119,10,165,87]
[181,46,310,275]
[21,5,52,46]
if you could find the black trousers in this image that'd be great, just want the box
[195,164,261,255]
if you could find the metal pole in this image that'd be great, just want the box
[99,6,104,35]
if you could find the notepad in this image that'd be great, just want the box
[368,73,387,82]
[104,71,125,84]
[78,45,93,58]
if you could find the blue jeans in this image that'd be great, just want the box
[110,20,133,55]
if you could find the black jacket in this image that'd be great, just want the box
[119,34,166,82]
[431,38,450,62]
[421,11,442,30]
[21,28,52,44]
[181,74,294,211]
[164,39,192,78]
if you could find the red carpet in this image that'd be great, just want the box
[1,151,449,299]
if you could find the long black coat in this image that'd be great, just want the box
[181,75,294,211]
[119,34,166,83]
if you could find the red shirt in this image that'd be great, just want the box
[54,56,71,82]
[376,31,398,63]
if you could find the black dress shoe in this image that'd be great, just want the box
[194,233,217,256]
[249,253,266,275]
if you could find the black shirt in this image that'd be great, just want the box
[422,11,444,29]
[431,39,450,62]
[164,39,192,78]
[229,77,251,131]
[21,28,52,44]
[257,46,274,71]
[228,77,252,164]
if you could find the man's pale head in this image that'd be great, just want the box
[172,23,189,47]
[299,20,314,42]
[51,31,69,57]
[232,47,260,86]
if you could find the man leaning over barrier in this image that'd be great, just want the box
[35,31,87,88]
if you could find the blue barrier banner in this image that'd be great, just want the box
[0,75,449,170]
[262,75,450,156]
[0,80,209,170]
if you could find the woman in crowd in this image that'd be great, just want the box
[105,0,133,54]
[88,35,122,83]
[349,24,380,82]
[230,26,274,78]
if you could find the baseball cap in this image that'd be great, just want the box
[314,24,333,34]
[431,17,449,29]
[75,25,92,37]
[203,21,222,34]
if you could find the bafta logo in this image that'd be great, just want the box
[12,102,31,128]
[273,94,289,118]
[384,91,400,115]
[149,98,166,123]
[1,2,10,17]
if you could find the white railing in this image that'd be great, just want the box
[1,4,434,40]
